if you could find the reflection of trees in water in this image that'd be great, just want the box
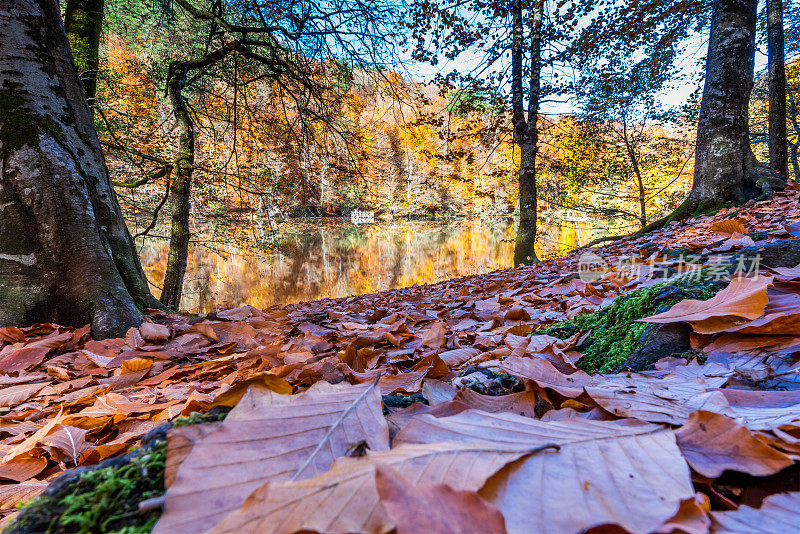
[136,217,612,313]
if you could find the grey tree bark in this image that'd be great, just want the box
[767,0,788,179]
[642,0,784,232]
[512,0,544,265]
[0,0,162,338]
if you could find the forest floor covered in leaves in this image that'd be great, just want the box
[3,187,800,533]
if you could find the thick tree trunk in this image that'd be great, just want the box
[513,0,543,265]
[64,0,104,111]
[0,0,161,338]
[160,64,194,310]
[767,0,788,179]
[645,0,784,231]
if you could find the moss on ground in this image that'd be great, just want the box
[7,406,233,533]
[542,272,724,373]
[9,443,165,534]
[172,410,226,427]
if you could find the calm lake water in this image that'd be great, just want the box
[136,217,611,314]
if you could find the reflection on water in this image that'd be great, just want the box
[137,218,609,314]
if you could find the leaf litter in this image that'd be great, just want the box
[5,186,800,532]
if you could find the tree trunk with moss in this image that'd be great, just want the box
[158,41,244,309]
[159,63,194,310]
[64,0,104,111]
[512,0,543,265]
[0,0,162,338]
[668,0,784,222]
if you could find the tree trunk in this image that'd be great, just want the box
[646,0,784,230]
[64,0,104,111]
[0,0,161,338]
[621,122,647,228]
[788,87,800,181]
[767,0,788,179]
[513,0,544,265]
[160,63,194,310]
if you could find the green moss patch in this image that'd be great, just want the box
[172,410,227,427]
[9,443,165,534]
[542,273,723,373]
[7,407,233,533]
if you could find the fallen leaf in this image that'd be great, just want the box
[209,373,292,408]
[711,219,747,235]
[375,464,507,534]
[395,410,694,534]
[655,494,711,534]
[639,276,771,334]
[208,442,530,534]
[0,332,72,373]
[121,357,153,374]
[139,322,170,342]
[0,383,47,408]
[421,321,446,348]
[155,381,390,534]
[675,411,793,477]
[710,491,800,532]
[0,482,48,509]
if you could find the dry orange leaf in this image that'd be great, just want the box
[121,358,153,374]
[375,464,507,534]
[675,410,793,477]
[711,219,747,235]
[209,373,292,408]
[155,381,390,534]
[639,275,771,334]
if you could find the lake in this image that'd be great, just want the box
[136,217,612,313]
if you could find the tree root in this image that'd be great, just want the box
[577,153,786,251]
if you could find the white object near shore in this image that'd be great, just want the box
[350,209,375,224]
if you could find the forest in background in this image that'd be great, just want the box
[94,0,707,234]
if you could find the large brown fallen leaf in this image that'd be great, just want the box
[500,357,597,398]
[375,465,507,534]
[639,276,771,334]
[674,411,793,477]
[154,381,390,534]
[723,285,800,335]
[0,382,47,408]
[0,482,47,511]
[209,441,532,534]
[712,388,800,430]
[584,386,731,425]
[710,492,800,532]
[395,410,694,534]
